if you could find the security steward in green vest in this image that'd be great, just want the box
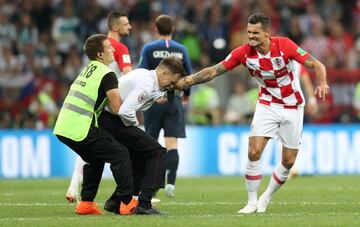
[54,34,137,215]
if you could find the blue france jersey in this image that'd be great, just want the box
[139,39,192,75]
[139,39,192,96]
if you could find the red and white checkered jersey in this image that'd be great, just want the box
[108,37,132,77]
[222,37,310,109]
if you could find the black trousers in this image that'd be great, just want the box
[57,127,133,201]
[98,111,167,196]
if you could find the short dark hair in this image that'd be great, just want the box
[155,15,174,36]
[159,57,186,78]
[83,34,107,60]
[107,11,127,30]
[248,13,271,30]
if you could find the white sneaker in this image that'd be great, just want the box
[165,184,175,197]
[237,203,257,214]
[256,194,271,213]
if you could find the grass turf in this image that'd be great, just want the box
[0,176,359,227]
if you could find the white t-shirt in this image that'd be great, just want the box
[115,68,164,126]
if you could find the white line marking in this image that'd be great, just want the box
[1,201,359,207]
[190,212,360,218]
[0,203,72,206]
[0,217,103,221]
[1,212,359,222]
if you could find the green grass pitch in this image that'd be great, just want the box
[0,176,359,227]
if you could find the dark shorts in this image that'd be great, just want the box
[144,96,186,139]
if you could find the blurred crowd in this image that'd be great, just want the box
[0,0,360,129]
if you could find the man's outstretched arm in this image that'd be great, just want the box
[175,63,228,90]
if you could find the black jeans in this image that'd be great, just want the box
[98,111,167,202]
[57,127,133,201]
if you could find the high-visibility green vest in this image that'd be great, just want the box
[53,61,113,141]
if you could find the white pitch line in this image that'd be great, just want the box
[0,212,358,222]
[159,201,360,206]
[2,212,359,222]
[0,203,72,206]
[0,216,102,222]
[191,212,360,218]
[1,201,359,207]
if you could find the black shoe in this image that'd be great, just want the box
[104,199,120,214]
[134,206,167,215]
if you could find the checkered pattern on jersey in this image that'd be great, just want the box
[245,47,304,109]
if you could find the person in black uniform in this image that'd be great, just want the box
[139,14,192,197]
[54,34,137,215]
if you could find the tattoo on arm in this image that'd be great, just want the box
[192,63,227,85]
[303,55,327,84]
[304,56,316,69]
[215,63,227,74]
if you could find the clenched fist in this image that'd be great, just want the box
[174,76,194,90]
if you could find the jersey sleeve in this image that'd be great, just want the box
[100,72,118,92]
[282,37,310,64]
[221,45,247,70]
[114,43,132,70]
[139,45,149,69]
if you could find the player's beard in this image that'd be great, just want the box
[119,31,129,37]
[249,39,260,47]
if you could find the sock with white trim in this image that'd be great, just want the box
[263,162,290,198]
[244,160,262,205]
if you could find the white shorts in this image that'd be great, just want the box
[250,103,304,149]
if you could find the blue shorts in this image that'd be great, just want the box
[144,96,186,139]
